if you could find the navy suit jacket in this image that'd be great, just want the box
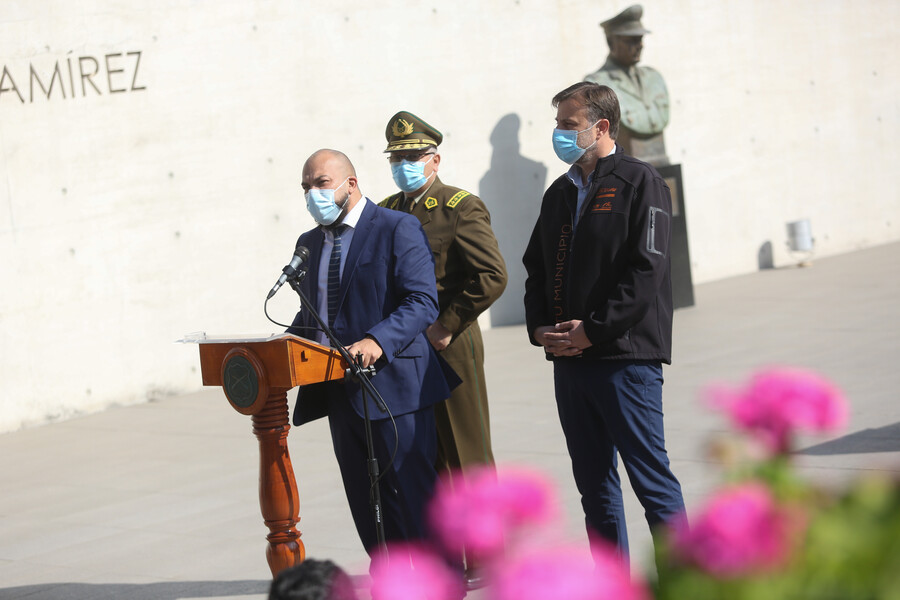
[288,200,453,425]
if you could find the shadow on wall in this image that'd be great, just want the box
[480,114,548,327]
[758,241,774,270]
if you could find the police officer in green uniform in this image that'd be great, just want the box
[585,4,670,166]
[380,111,507,585]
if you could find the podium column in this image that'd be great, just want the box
[251,389,305,575]
[194,335,345,577]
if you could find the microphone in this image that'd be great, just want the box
[267,243,309,299]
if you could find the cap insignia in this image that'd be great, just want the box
[392,118,415,137]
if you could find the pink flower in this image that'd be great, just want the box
[670,482,802,576]
[490,543,648,600]
[708,367,848,452]
[427,465,559,561]
[369,543,463,600]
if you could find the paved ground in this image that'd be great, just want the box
[2,242,899,599]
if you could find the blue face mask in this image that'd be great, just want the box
[305,177,350,226]
[390,155,435,193]
[551,119,600,164]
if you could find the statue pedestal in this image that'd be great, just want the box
[617,128,669,168]
[655,164,694,309]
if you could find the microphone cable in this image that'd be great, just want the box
[263,293,323,335]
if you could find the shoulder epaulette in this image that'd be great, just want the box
[446,190,470,209]
[380,195,402,210]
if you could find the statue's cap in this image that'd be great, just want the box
[384,111,443,153]
[600,5,651,36]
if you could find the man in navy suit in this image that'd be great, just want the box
[287,149,452,554]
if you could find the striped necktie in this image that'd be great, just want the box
[327,225,348,327]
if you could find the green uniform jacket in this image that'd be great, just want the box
[382,176,507,472]
[380,176,507,337]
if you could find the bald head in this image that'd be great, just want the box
[301,149,362,226]
[304,149,357,180]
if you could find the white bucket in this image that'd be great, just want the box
[786,219,813,252]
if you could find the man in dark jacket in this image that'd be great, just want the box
[523,82,685,562]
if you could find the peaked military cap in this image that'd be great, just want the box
[600,4,651,36]
[384,111,443,153]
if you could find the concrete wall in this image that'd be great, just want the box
[2,0,898,432]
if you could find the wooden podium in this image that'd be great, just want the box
[193,333,346,575]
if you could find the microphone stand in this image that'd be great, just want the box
[286,270,389,555]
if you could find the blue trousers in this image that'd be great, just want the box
[327,392,438,555]
[553,359,685,560]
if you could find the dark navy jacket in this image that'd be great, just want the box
[289,200,453,424]
[523,147,674,363]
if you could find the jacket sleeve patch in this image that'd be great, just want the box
[647,206,670,256]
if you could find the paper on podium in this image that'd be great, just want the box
[176,332,320,345]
